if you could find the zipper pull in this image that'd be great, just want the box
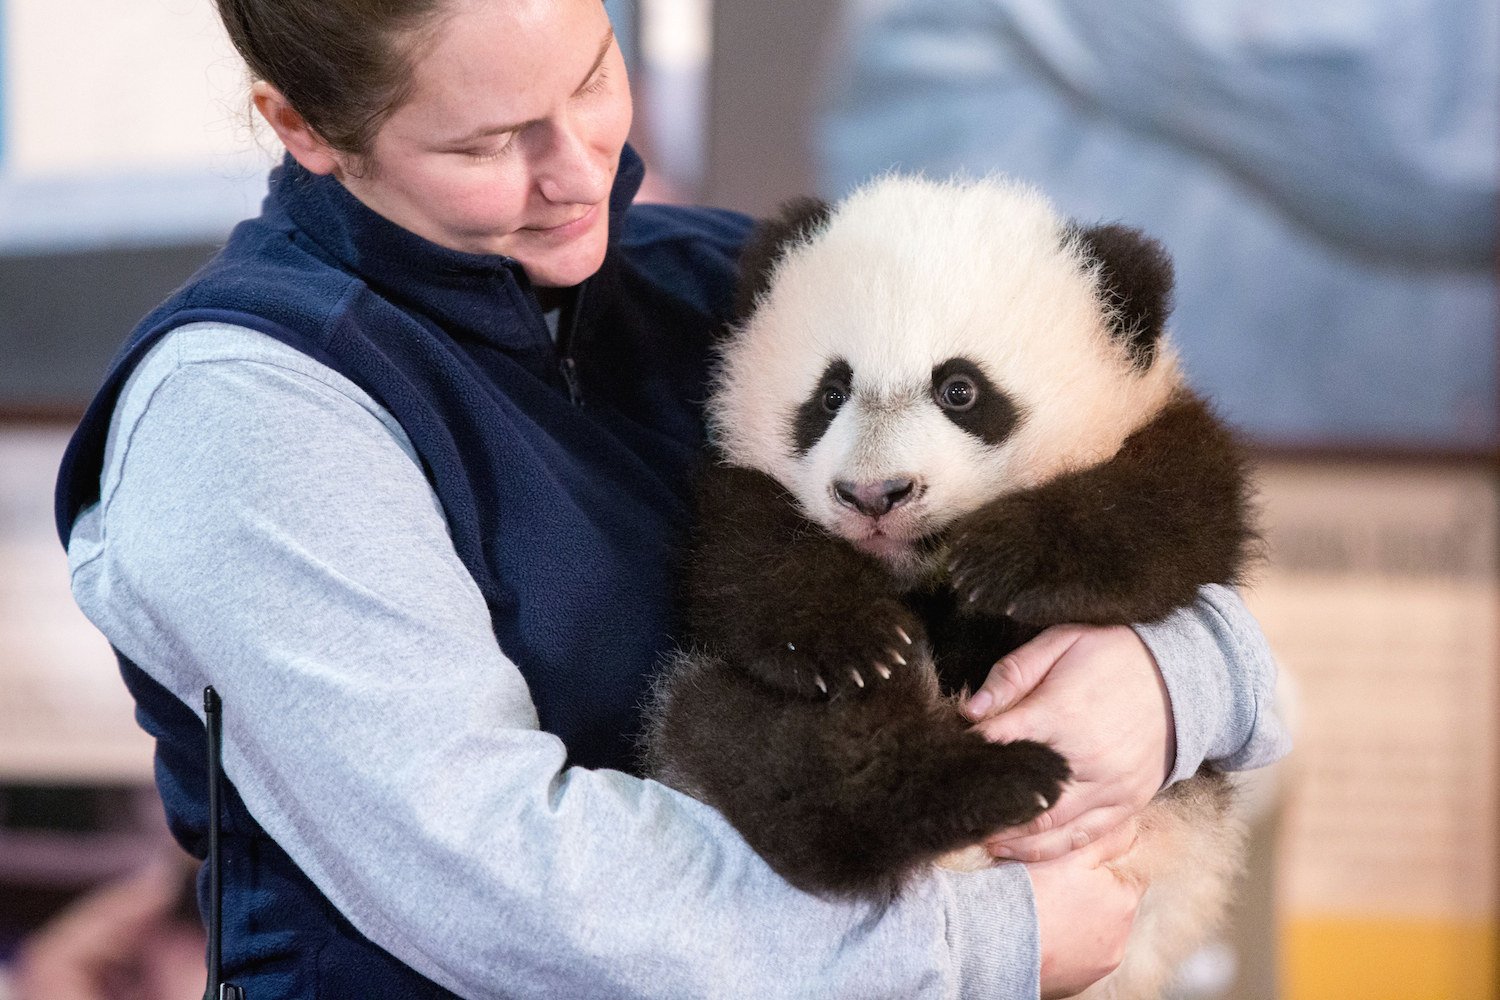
[560,356,584,407]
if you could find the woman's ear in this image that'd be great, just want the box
[251,80,343,176]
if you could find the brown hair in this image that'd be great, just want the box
[215,0,451,159]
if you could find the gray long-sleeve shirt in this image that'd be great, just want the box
[66,322,1289,999]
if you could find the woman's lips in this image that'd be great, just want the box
[526,201,601,240]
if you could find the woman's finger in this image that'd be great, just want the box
[986,804,1133,863]
[964,626,1083,720]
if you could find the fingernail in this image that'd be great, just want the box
[990,844,1014,859]
[967,690,992,718]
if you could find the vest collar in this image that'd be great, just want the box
[266,145,646,348]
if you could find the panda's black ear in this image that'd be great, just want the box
[734,197,834,320]
[1072,223,1175,370]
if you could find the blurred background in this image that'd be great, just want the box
[0,0,1495,997]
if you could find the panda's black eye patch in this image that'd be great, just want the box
[931,358,1022,445]
[792,358,854,455]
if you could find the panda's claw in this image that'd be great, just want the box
[760,599,923,697]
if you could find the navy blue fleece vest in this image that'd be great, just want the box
[55,147,752,996]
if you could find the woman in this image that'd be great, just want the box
[55,0,1287,996]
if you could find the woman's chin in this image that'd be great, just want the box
[509,208,610,288]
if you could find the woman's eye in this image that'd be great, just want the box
[581,66,611,96]
[938,375,977,410]
[821,384,848,413]
[456,132,518,162]
[464,144,510,162]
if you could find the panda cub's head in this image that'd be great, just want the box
[709,175,1184,579]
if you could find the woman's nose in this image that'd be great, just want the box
[535,119,610,205]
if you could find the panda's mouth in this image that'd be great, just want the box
[838,520,945,586]
[849,528,912,559]
[839,511,934,557]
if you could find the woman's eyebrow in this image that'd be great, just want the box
[572,27,616,97]
[446,28,616,146]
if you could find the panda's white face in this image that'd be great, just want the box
[708,176,1183,575]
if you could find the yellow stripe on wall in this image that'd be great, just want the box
[1283,918,1497,1000]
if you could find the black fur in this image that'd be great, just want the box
[644,646,1069,902]
[947,391,1257,627]
[682,462,926,700]
[651,459,1070,901]
[1072,223,1175,369]
[645,196,1256,903]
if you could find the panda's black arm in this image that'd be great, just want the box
[946,392,1258,626]
[682,461,925,698]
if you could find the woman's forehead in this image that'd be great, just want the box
[397,0,614,134]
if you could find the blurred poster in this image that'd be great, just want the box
[1248,461,1498,999]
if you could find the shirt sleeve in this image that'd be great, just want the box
[1135,584,1293,785]
[66,323,1041,1000]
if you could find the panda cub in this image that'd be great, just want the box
[645,175,1256,998]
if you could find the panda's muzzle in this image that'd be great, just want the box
[833,477,917,518]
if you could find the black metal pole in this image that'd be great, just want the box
[204,686,224,1000]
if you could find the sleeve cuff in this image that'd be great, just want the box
[1134,584,1293,785]
[942,862,1041,1000]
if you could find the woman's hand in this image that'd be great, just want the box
[1029,816,1145,998]
[966,625,1175,862]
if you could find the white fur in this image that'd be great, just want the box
[710,175,1181,552]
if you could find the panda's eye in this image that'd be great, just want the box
[936,374,978,411]
[821,383,849,414]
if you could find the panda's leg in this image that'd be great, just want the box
[684,461,927,699]
[832,688,1070,893]
[946,393,1256,627]
[643,647,1069,902]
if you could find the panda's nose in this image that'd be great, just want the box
[834,478,916,517]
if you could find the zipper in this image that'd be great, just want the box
[555,279,589,407]
[560,356,584,407]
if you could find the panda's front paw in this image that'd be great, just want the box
[946,523,1047,622]
[747,598,926,698]
[947,513,1161,626]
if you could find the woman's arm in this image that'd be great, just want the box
[69,323,1048,1000]
[1140,584,1293,780]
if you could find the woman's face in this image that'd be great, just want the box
[337,0,633,287]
